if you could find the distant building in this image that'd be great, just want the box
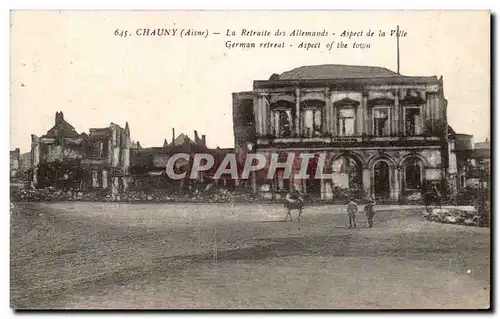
[130,129,208,175]
[233,64,457,201]
[128,129,237,191]
[10,148,20,178]
[470,138,490,189]
[451,135,490,189]
[475,138,490,150]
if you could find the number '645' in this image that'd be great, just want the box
[114,29,128,37]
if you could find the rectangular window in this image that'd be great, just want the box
[338,108,355,136]
[98,142,103,157]
[274,109,292,138]
[102,140,109,157]
[405,107,422,136]
[302,109,322,137]
[373,107,390,136]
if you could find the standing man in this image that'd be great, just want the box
[346,198,358,228]
[364,198,376,228]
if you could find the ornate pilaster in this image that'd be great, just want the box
[393,167,401,201]
[393,89,400,135]
[362,168,371,195]
[331,91,337,136]
[362,91,369,135]
[253,94,262,136]
[325,88,332,134]
[295,87,301,136]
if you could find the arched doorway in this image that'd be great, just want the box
[374,160,390,199]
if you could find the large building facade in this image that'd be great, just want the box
[233,64,456,201]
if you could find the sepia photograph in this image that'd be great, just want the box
[9,10,491,310]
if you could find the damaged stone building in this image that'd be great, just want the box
[80,122,132,196]
[30,112,132,195]
[129,129,236,191]
[453,134,490,189]
[233,64,458,201]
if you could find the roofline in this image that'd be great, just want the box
[254,76,440,89]
[89,128,111,132]
[232,91,254,98]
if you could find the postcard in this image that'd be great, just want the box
[9,10,491,310]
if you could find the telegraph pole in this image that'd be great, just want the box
[397,25,400,74]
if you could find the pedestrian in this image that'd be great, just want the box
[346,198,358,228]
[364,198,376,228]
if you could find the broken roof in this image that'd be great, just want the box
[172,133,195,146]
[43,120,81,138]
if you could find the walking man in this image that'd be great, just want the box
[346,198,358,228]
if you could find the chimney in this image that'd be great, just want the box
[55,111,64,125]
[124,121,130,136]
[194,130,199,142]
[172,128,175,144]
[201,134,206,146]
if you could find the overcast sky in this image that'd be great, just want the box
[10,11,490,153]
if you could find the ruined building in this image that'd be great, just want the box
[80,122,132,195]
[30,112,132,194]
[233,64,458,201]
[453,135,490,189]
[129,129,218,190]
[31,112,87,187]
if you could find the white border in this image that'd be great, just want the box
[2,1,497,319]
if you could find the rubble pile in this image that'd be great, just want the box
[10,187,260,204]
[423,208,485,227]
[331,187,369,202]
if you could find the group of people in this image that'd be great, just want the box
[285,188,377,228]
[346,197,376,228]
[285,184,443,228]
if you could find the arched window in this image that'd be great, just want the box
[404,158,423,190]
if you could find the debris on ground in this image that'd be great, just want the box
[9,187,261,204]
[423,207,487,227]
